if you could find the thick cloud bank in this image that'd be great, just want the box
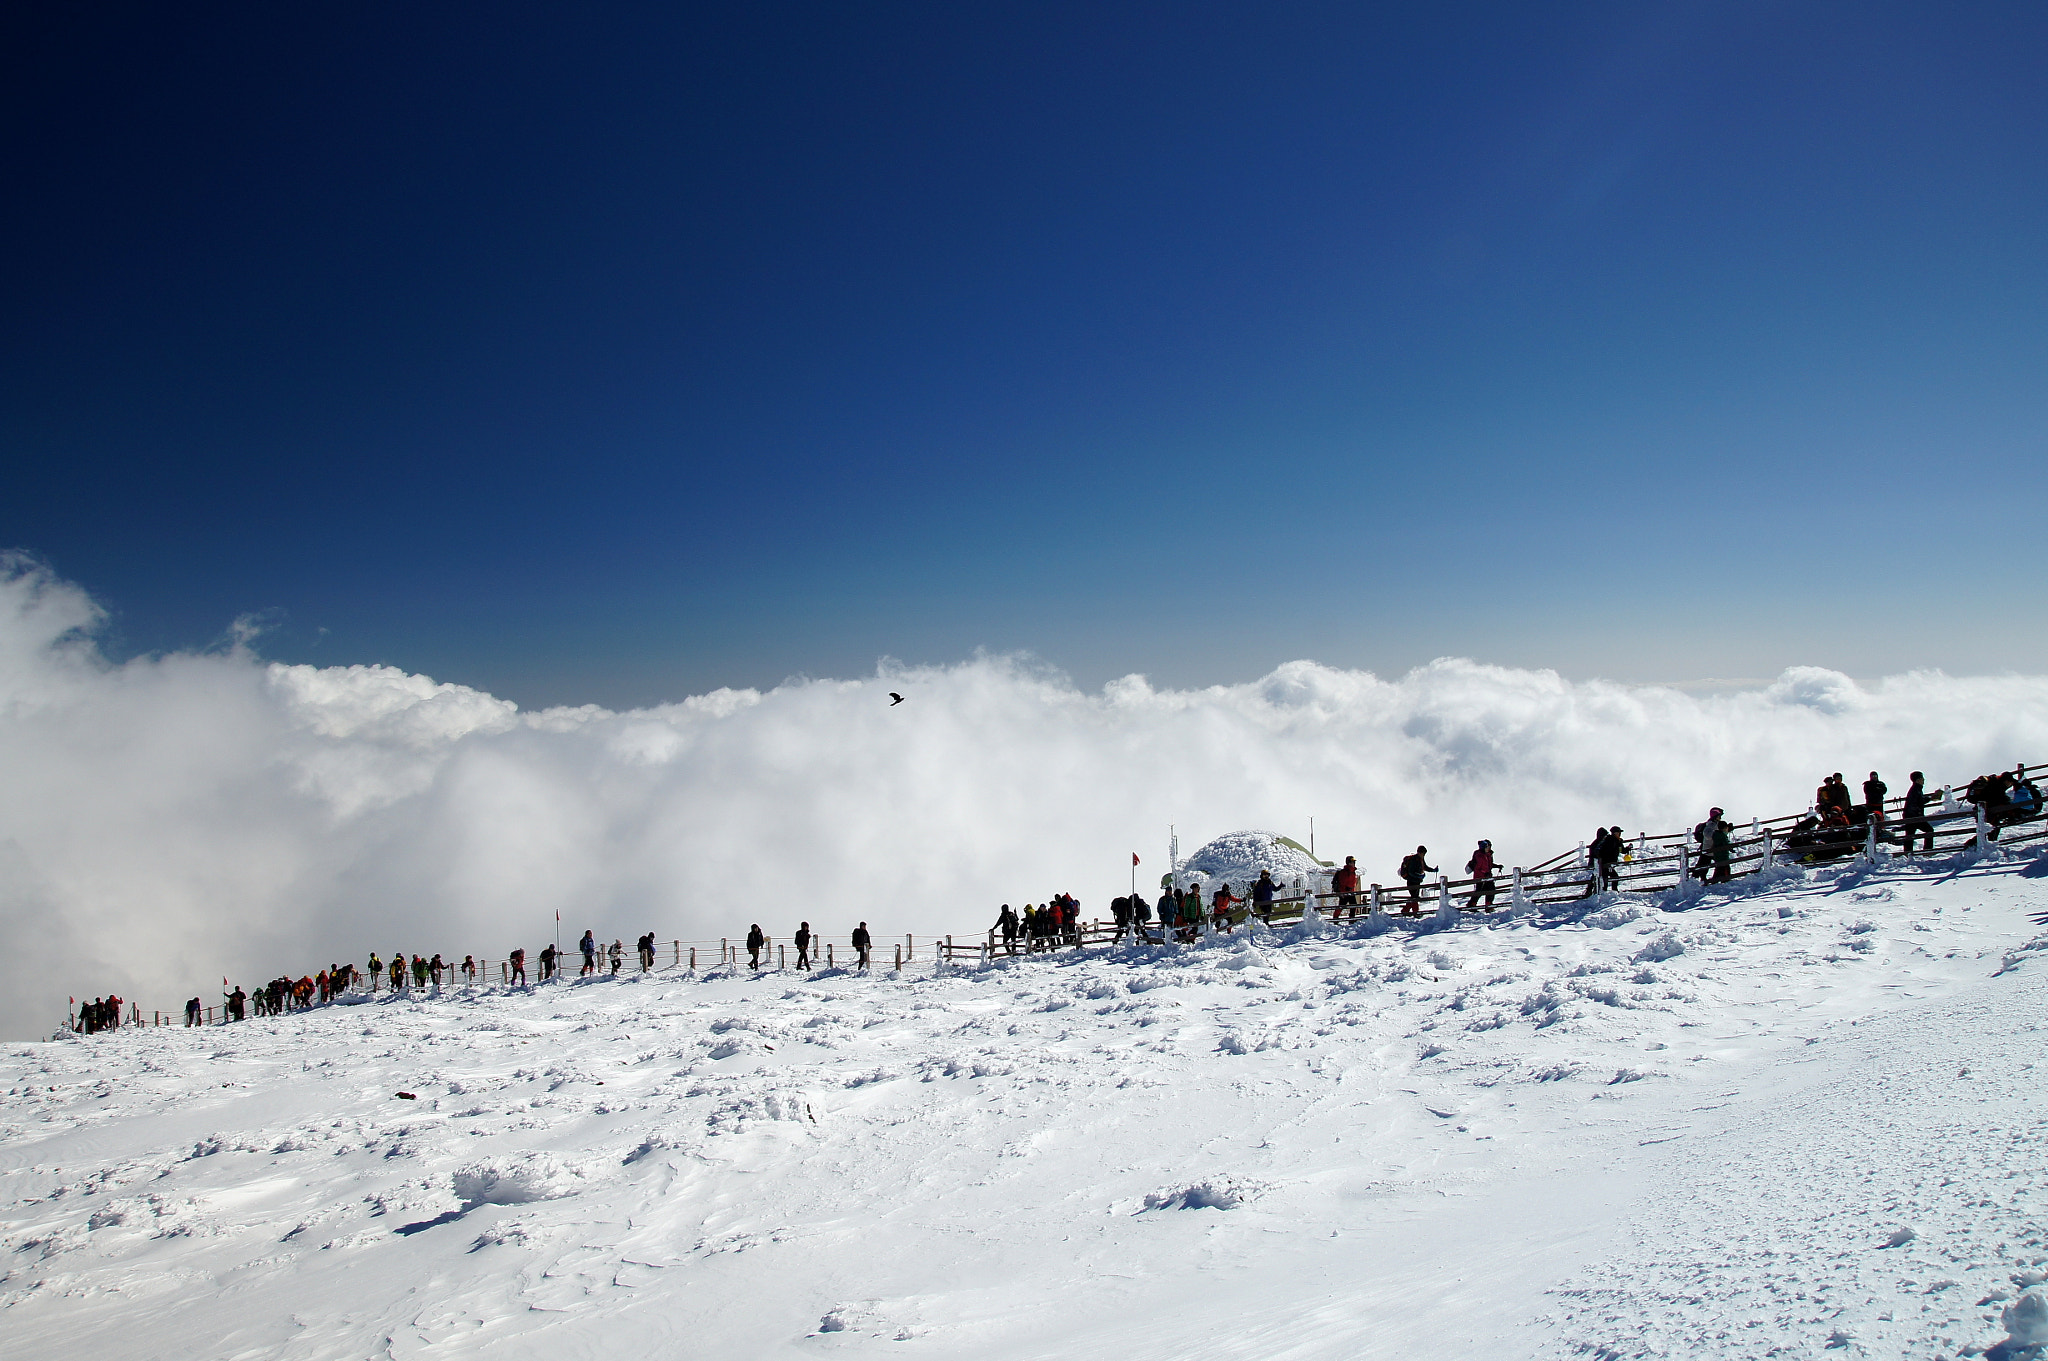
[4,556,2047,1039]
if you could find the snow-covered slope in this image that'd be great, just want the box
[5,850,2048,1360]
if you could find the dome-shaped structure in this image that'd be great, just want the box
[1172,830,1328,899]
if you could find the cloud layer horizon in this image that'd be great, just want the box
[5,555,2045,1039]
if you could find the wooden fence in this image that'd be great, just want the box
[77,769,2046,1028]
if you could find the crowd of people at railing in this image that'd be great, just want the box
[69,761,2048,1034]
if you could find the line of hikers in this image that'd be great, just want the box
[96,761,2048,1034]
[72,995,128,1034]
[743,922,875,970]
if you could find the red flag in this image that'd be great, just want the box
[1132,853,1140,866]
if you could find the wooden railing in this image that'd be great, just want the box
[82,770,2047,1028]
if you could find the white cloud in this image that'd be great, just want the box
[4,555,2046,1038]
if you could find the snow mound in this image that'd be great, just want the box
[1144,1177,1261,1211]
[453,1152,595,1206]
[2004,1286,2048,1347]
[1177,829,1325,895]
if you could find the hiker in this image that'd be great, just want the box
[412,954,429,988]
[539,943,557,981]
[1112,894,1133,938]
[1595,827,1625,892]
[1965,771,2016,837]
[1250,871,1280,923]
[1398,847,1436,915]
[1132,890,1153,941]
[1692,808,1733,883]
[795,921,813,969]
[1331,855,1361,918]
[1210,883,1242,932]
[747,924,766,970]
[509,948,527,985]
[227,986,247,1022]
[607,939,622,975]
[2009,767,2044,823]
[367,952,382,992]
[185,996,202,1026]
[851,921,872,970]
[389,954,405,991]
[1465,840,1497,910]
[580,930,597,977]
[995,905,1018,954]
[1863,771,1889,815]
[461,954,476,983]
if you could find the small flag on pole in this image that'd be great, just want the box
[1132,853,1140,866]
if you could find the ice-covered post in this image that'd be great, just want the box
[1369,883,1381,917]
[1511,866,1526,908]
[1864,818,1879,861]
[1761,827,1774,870]
[1675,836,1690,887]
[1975,802,1990,849]
[1436,875,1452,917]
[673,940,680,967]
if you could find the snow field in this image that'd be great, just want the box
[3,850,2047,1360]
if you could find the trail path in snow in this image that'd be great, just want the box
[3,852,2046,1360]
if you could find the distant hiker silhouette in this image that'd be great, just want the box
[889,692,905,706]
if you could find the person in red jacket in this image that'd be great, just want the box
[1465,840,1497,911]
[1330,856,1361,918]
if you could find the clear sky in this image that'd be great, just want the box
[4,2,2044,708]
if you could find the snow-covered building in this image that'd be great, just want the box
[1172,828,1329,898]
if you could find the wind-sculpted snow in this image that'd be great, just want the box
[2,851,2046,1357]
[7,557,2048,1041]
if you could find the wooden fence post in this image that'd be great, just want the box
[778,944,785,969]
[894,943,902,970]
[689,947,696,970]
[827,943,834,968]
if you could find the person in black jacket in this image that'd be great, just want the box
[795,921,813,969]
[1862,772,1889,815]
[1398,847,1436,915]
[1251,871,1281,923]
[746,924,765,970]
[851,922,872,970]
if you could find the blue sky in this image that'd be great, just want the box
[3,2,2043,707]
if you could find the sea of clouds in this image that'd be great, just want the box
[4,554,2047,1039]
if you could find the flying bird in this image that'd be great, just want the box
[888,692,905,706]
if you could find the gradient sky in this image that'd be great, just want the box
[4,2,2044,708]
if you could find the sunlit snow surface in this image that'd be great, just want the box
[5,851,2048,1359]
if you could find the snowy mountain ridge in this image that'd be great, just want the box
[5,848,2048,1359]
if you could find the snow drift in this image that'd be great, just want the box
[4,552,2048,1040]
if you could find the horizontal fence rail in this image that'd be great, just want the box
[71,767,2047,1032]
